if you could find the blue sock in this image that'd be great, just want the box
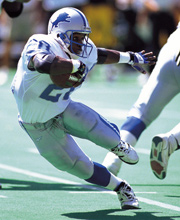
[121,116,146,140]
[85,162,111,187]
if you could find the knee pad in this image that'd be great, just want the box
[39,150,73,171]
[68,158,94,180]
[41,150,93,179]
[41,146,94,180]
[63,102,98,135]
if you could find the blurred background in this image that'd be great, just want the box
[1,3,180,217]
[0,0,180,85]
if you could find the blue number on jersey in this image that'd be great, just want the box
[26,39,51,61]
[38,40,51,51]
[40,84,75,102]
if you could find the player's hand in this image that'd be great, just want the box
[128,50,156,74]
[128,50,156,65]
[72,61,86,82]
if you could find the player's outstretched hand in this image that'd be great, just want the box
[128,50,156,65]
[128,50,156,74]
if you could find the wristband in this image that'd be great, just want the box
[118,52,130,64]
[71,59,81,73]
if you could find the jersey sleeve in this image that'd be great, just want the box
[23,34,56,71]
[25,35,52,61]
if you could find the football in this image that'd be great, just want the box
[50,72,83,88]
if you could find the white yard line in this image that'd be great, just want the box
[138,197,180,212]
[69,191,180,211]
[0,164,100,191]
[0,163,179,212]
[0,195,7,198]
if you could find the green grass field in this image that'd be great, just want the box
[0,67,180,220]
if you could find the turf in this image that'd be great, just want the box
[0,67,180,220]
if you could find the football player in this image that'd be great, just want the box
[11,7,155,209]
[0,0,30,18]
[103,21,180,179]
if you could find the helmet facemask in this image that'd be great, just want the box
[59,30,93,58]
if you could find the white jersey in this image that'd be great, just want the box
[11,34,97,123]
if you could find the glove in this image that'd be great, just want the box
[72,61,86,82]
[128,51,148,65]
[128,50,156,74]
[131,64,147,74]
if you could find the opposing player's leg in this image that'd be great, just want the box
[103,44,180,175]
[150,123,180,179]
[62,101,139,165]
[19,116,139,209]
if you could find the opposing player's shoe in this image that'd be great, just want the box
[150,133,177,179]
[117,180,139,209]
[110,140,139,165]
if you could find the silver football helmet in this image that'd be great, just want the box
[48,7,93,58]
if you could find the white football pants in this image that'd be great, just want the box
[19,100,120,179]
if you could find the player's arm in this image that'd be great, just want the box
[97,48,156,74]
[29,52,86,78]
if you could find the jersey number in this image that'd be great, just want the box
[40,85,75,102]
